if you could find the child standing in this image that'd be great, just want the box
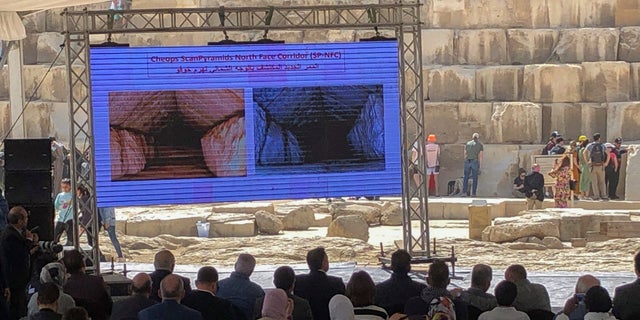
[53,178,73,245]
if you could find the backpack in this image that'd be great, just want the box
[590,142,606,164]
[549,145,566,155]
[427,296,456,320]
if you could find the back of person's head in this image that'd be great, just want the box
[37,282,60,306]
[593,133,601,141]
[234,253,256,276]
[197,266,219,284]
[63,307,89,320]
[153,249,176,271]
[634,250,640,276]
[505,264,527,281]
[306,247,327,271]
[585,285,612,313]
[160,274,184,301]
[346,270,376,307]
[471,264,492,291]
[575,274,600,294]
[40,262,67,287]
[329,294,355,320]
[62,249,84,274]
[7,206,26,225]
[262,288,290,320]
[494,280,518,307]
[427,260,450,289]
[131,272,152,295]
[390,249,411,275]
[273,266,295,291]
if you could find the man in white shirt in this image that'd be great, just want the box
[479,280,530,320]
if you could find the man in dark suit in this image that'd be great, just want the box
[294,247,345,320]
[255,266,313,320]
[375,249,426,315]
[138,274,203,320]
[0,206,38,319]
[29,282,62,320]
[150,250,192,302]
[111,272,157,320]
[613,250,640,320]
[62,249,113,320]
[182,266,235,320]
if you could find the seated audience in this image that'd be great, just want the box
[259,289,293,320]
[294,247,346,320]
[110,273,157,320]
[62,250,112,320]
[182,266,235,320]
[478,280,529,320]
[150,250,192,302]
[138,274,203,320]
[217,254,264,320]
[454,263,497,316]
[560,285,616,320]
[404,260,466,320]
[555,274,600,320]
[329,295,355,320]
[346,271,388,320]
[613,250,640,320]
[255,266,313,320]
[374,250,426,315]
[29,282,62,320]
[505,264,551,312]
[63,307,89,320]
[27,262,76,317]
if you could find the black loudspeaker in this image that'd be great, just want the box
[20,205,55,241]
[5,171,52,205]
[4,139,52,171]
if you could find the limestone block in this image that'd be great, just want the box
[212,202,274,214]
[423,103,459,144]
[555,29,619,63]
[523,64,583,102]
[24,102,53,138]
[23,34,38,65]
[616,0,640,26]
[619,27,640,62]
[327,215,369,242]
[436,144,464,196]
[0,102,11,140]
[505,242,547,250]
[458,103,493,143]
[456,29,508,65]
[606,103,640,142]
[428,0,466,28]
[127,212,209,237]
[0,67,7,100]
[625,145,640,201]
[475,66,523,101]
[276,205,315,230]
[582,62,631,102]
[632,63,640,99]
[507,29,558,64]
[542,236,565,249]
[303,30,356,43]
[37,32,66,64]
[578,0,616,27]
[254,210,283,235]
[581,103,608,138]
[579,212,631,235]
[490,102,542,144]
[427,66,475,101]
[380,203,402,226]
[209,220,256,237]
[22,11,46,33]
[542,104,580,142]
[38,66,68,102]
[312,213,332,227]
[45,9,65,32]
[330,204,381,226]
[49,103,71,143]
[481,221,560,243]
[421,29,455,65]
[475,144,522,197]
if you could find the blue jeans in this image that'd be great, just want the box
[106,225,123,258]
[463,159,479,195]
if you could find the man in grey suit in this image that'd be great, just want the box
[505,264,551,312]
[613,251,640,320]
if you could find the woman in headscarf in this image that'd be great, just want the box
[27,262,76,316]
[330,294,355,320]
[260,288,293,320]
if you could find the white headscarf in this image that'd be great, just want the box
[329,294,354,320]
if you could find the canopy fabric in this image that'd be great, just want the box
[0,0,107,40]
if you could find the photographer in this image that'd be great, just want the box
[555,275,600,320]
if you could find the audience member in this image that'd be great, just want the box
[182,266,235,320]
[504,264,551,312]
[513,168,527,198]
[374,250,426,315]
[583,133,610,201]
[29,282,62,320]
[27,262,76,317]
[260,289,293,320]
[295,247,346,320]
[256,266,313,320]
[53,179,73,246]
[524,164,545,210]
[329,295,355,320]
[425,134,441,197]
[550,137,566,155]
[150,250,192,302]
[613,250,640,320]
[404,260,466,320]
[62,249,112,320]
[578,286,616,320]
[478,280,529,320]
[542,131,561,155]
[455,264,497,315]
[62,307,89,320]
[346,271,388,320]
[110,272,157,320]
[555,274,600,320]
[217,253,264,320]
[138,274,203,320]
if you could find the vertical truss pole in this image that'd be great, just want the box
[64,9,100,274]
[398,3,428,257]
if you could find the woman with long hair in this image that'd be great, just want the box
[553,155,572,208]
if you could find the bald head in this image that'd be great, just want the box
[576,275,600,294]
[154,250,175,272]
[235,253,256,276]
[132,273,152,296]
[160,274,184,301]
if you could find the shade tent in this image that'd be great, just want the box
[0,0,106,40]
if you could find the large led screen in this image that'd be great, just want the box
[90,42,401,207]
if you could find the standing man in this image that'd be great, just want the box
[0,206,38,319]
[524,164,545,210]
[462,132,483,197]
[583,133,610,201]
[294,247,345,320]
[609,137,627,199]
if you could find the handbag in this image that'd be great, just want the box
[569,180,576,190]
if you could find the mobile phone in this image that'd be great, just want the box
[29,226,40,233]
[575,293,586,302]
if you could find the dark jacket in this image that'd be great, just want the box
[63,272,113,320]
[110,294,157,320]
[294,270,345,320]
[149,269,192,302]
[182,289,236,320]
[524,172,545,201]
[0,226,33,289]
[255,292,313,320]
[28,308,62,320]
[374,273,427,315]
[138,300,203,320]
[613,278,640,320]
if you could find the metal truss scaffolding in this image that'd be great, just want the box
[63,2,430,274]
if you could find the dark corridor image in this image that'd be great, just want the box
[253,85,385,174]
